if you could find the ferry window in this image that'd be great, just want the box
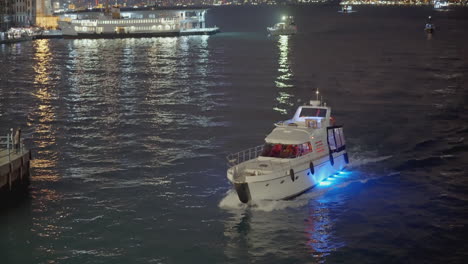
[299,108,327,118]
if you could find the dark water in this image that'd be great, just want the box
[1,5,468,264]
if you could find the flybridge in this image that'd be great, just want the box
[275,99,332,129]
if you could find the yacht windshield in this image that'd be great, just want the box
[299,108,327,117]
[261,142,313,158]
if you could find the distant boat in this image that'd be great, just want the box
[434,0,450,10]
[35,29,63,39]
[338,5,355,13]
[0,27,34,44]
[425,23,435,34]
[425,16,435,34]
[267,16,297,36]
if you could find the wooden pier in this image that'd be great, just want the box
[0,134,32,199]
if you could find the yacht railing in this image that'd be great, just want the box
[227,145,264,167]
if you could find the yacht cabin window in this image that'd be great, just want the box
[261,142,313,159]
[299,108,327,118]
[327,126,346,151]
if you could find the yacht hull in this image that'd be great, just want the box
[230,151,348,203]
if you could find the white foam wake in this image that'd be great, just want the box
[347,154,392,168]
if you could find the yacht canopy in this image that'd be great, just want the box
[265,127,311,145]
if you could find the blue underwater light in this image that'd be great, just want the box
[318,170,352,186]
[319,180,332,186]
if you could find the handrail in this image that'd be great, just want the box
[226,144,264,168]
[0,131,29,162]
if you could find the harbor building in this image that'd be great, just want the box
[0,0,35,30]
[36,0,58,28]
[13,0,36,25]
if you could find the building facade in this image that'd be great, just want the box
[0,0,35,30]
[0,0,15,30]
[13,0,36,26]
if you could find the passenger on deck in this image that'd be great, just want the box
[270,144,282,157]
[282,145,297,158]
[292,145,299,157]
[14,128,21,153]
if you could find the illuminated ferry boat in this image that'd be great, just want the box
[267,16,297,36]
[226,96,350,203]
[57,6,219,39]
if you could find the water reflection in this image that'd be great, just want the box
[61,36,215,182]
[273,35,296,115]
[33,40,52,85]
[30,39,60,183]
[426,33,433,40]
[29,39,64,257]
[306,200,345,260]
[222,196,346,263]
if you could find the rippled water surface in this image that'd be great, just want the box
[1,5,468,264]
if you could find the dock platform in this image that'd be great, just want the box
[0,134,32,198]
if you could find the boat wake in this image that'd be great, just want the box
[347,154,393,168]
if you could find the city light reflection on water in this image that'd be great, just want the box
[28,39,64,258]
[30,39,59,183]
[274,35,295,115]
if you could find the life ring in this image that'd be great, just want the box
[309,161,314,175]
[330,116,336,126]
[290,169,295,182]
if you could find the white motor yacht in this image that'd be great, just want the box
[267,16,297,36]
[226,97,350,203]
